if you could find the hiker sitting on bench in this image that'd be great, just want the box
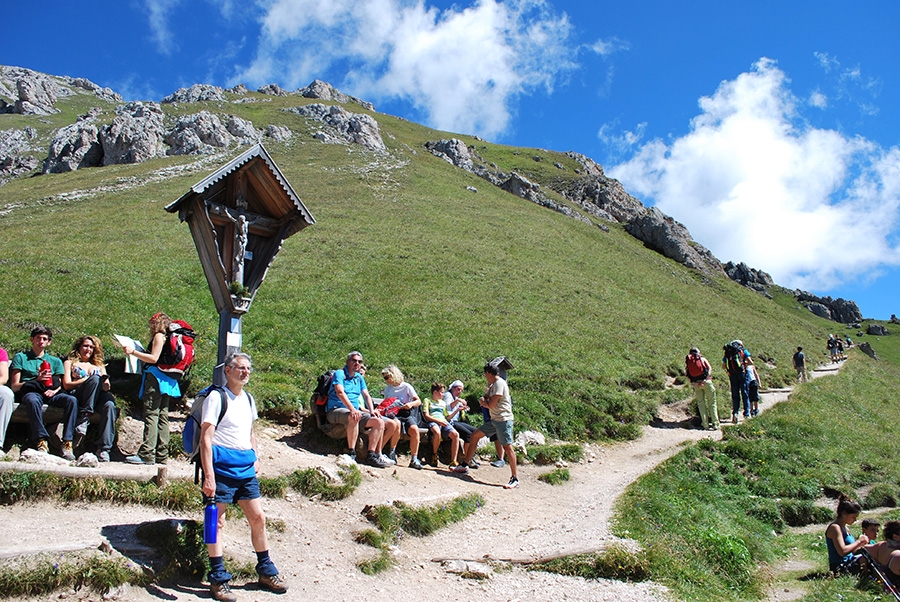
[62,336,117,462]
[325,351,389,468]
[9,325,78,460]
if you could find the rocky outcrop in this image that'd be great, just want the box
[564,151,604,177]
[795,291,862,324]
[625,208,724,275]
[258,83,288,97]
[724,261,774,297]
[425,139,473,171]
[288,103,385,151]
[225,115,260,144]
[867,324,889,336]
[0,154,38,181]
[859,341,878,360]
[555,176,647,224]
[42,119,102,173]
[68,77,122,103]
[297,79,375,111]
[164,111,234,155]
[100,102,165,165]
[501,172,591,224]
[0,126,38,156]
[227,84,248,95]
[162,84,226,104]
[264,125,292,142]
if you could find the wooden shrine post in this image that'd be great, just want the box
[165,144,315,385]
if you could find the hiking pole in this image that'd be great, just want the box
[862,549,900,602]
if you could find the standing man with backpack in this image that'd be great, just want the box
[685,347,718,430]
[792,346,809,383]
[200,352,287,601]
[722,340,752,424]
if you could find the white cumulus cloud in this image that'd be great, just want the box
[609,58,900,292]
[233,0,577,138]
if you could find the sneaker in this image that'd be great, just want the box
[98,450,110,462]
[409,457,423,469]
[365,452,389,468]
[731,413,738,424]
[75,413,90,436]
[504,476,520,489]
[388,450,397,463]
[210,581,237,602]
[490,459,505,468]
[468,459,480,469]
[343,448,357,461]
[449,460,459,468]
[452,464,469,474]
[380,453,396,466]
[125,455,149,464]
[429,455,438,468]
[62,441,75,461]
[36,439,49,453]
[258,573,288,593]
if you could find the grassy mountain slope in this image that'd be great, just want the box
[0,85,851,441]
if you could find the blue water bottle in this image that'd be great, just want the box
[203,496,218,544]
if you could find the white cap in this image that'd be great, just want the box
[449,380,464,389]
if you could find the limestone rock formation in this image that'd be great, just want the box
[425,138,473,171]
[795,291,862,324]
[227,83,249,95]
[162,84,226,104]
[68,77,122,103]
[625,208,724,275]
[288,103,385,151]
[859,341,878,360]
[42,119,102,173]
[867,324,889,336]
[0,154,38,182]
[724,261,774,297]
[555,175,647,224]
[226,115,260,144]
[297,79,375,111]
[258,83,289,97]
[164,110,234,155]
[100,102,166,165]
[264,125,292,142]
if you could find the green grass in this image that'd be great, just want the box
[0,553,147,597]
[612,348,900,601]
[0,88,844,443]
[356,493,485,574]
[537,467,571,485]
[533,543,650,582]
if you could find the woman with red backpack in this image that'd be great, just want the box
[686,347,718,430]
[122,312,182,464]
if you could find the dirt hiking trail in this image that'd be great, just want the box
[0,361,843,602]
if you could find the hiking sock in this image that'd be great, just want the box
[256,550,277,576]
[208,555,232,583]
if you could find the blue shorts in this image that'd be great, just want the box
[428,423,455,439]
[214,474,260,504]
[479,419,514,445]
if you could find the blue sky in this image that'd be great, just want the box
[4,0,899,319]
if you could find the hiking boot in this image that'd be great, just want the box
[504,476,520,489]
[429,455,438,468]
[258,573,288,594]
[210,581,237,602]
[343,448,356,461]
[449,460,459,468]
[36,439,49,453]
[452,463,469,474]
[409,457,423,469]
[490,458,505,468]
[365,452,389,468]
[62,442,75,461]
[380,453,396,466]
[731,413,738,424]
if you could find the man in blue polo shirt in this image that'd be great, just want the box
[326,351,388,468]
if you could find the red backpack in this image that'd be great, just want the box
[685,354,708,381]
[157,320,195,376]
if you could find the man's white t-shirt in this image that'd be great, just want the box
[201,386,257,451]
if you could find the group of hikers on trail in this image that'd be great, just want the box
[684,339,764,429]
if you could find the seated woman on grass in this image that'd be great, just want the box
[826,494,870,575]
[422,382,459,468]
[62,336,117,462]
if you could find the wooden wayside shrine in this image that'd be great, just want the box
[165,143,315,383]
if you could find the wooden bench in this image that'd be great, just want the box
[10,402,102,425]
